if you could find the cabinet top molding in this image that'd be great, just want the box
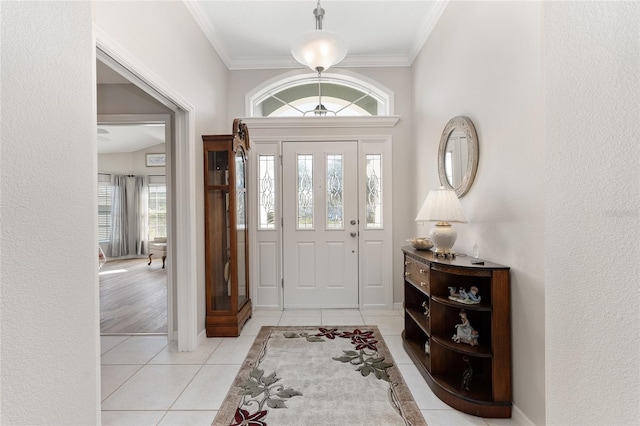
[402,246,509,271]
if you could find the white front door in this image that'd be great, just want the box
[282,141,359,308]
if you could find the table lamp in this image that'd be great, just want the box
[415,186,467,257]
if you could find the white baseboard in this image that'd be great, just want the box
[197,328,207,347]
[253,306,281,311]
[511,404,535,426]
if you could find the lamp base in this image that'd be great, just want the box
[429,221,458,257]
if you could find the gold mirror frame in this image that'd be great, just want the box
[437,116,479,197]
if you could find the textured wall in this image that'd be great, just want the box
[0,2,100,424]
[544,2,640,425]
[411,2,544,424]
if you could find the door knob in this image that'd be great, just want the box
[350,232,357,237]
[350,219,357,225]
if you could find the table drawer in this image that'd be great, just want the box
[404,257,430,293]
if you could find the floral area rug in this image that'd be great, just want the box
[212,326,426,426]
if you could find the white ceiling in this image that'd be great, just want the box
[97,123,165,154]
[185,0,447,69]
[96,62,165,154]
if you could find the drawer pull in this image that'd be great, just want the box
[404,272,411,277]
[419,268,427,274]
[420,282,426,287]
[404,261,411,266]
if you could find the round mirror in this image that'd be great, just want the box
[437,116,478,197]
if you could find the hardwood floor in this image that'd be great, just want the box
[99,257,167,335]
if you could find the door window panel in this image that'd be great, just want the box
[297,154,313,229]
[326,154,344,229]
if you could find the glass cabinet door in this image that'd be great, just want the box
[206,150,231,311]
[235,148,248,309]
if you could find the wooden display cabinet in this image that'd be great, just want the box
[402,247,511,418]
[202,120,252,337]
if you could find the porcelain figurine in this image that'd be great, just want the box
[421,301,430,317]
[452,310,479,346]
[461,357,473,390]
[448,286,481,304]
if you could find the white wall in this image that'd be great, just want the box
[412,2,544,424]
[228,67,415,304]
[99,146,166,177]
[97,83,172,115]
[544,3,640,425]
[1,2,100,424]
[94,0,230,334]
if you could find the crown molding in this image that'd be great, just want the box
[408,0,449,64]
[241,116,400,129]
[228,55,413,71]
[184,0,232,69]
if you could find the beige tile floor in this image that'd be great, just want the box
[101,309,521,426]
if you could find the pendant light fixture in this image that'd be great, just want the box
[291,0,348,74]
[312,70,328,116]
[292,1,347,116]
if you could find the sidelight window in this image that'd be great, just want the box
[365,154,383,228]
[258,155,276,229]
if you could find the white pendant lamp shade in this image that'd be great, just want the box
[291,30,348,72]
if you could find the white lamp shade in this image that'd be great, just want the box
[291,30,348,72]
[415,187,468,223]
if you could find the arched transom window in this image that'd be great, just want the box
[248,72,392,118]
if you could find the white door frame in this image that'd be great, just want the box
[246,126,395,312]
[96,31,199,351]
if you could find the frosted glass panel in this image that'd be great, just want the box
[326,154,343,229]
[258,155,275,229]
[297,154,313,229]
[365,154,383,228]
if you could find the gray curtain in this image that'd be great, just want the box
[133,176,149,255]
[109,175,128,257]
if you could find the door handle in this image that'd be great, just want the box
[350,220,357,225]
[350,232,357,237]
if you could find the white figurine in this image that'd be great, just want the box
[467,286,481,303]
[448,286,481,304]
[421,301,430,317]
[452,310,479,346]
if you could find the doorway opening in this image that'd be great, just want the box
[96,111,171,335]
[95,41,199,350]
